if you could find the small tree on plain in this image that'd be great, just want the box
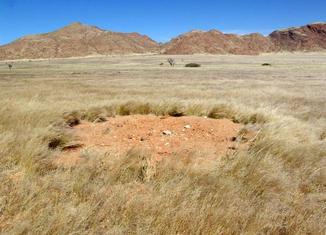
[8,64,13,71]
[167,58,175,67]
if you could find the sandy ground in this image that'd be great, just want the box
[56,115,248,166]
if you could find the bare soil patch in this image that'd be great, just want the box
[56,115,252,166]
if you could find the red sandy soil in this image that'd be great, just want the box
[56,115,249,167]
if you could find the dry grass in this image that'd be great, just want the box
[0,53,325,234]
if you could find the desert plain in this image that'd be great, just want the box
[0,53,325,234]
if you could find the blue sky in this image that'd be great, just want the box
[0,0,325,45]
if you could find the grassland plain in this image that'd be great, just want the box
[0,53,325,234]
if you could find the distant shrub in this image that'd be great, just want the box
[262,63,272,66]
[185,63,201,68]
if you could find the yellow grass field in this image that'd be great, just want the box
[0,53,325,234]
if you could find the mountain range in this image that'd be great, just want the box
[0,22,325,60]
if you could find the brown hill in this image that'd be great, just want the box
[0,23,159,60]
[269,23,326,51]
[163,23,326,55]
[1,22,325,59]
[162,30,275,55]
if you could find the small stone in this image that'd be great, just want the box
[184,125,191,129]
[162,130,172,136]
[140,137,145,141]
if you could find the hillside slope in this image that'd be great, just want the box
[163,23,326,55]
[269,23,326,51]
[0,23,159,60]
[162,30,275,55]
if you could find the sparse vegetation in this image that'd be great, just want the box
[167,105,185,117]
[62,111,81,127]
[0,54,325,234]
[208,104,236,120]
[185,63,201,67]
[167,58,175,66]
[262,63,272,66]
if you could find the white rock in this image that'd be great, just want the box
[162,130,172,136]
[184,125,191,129]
